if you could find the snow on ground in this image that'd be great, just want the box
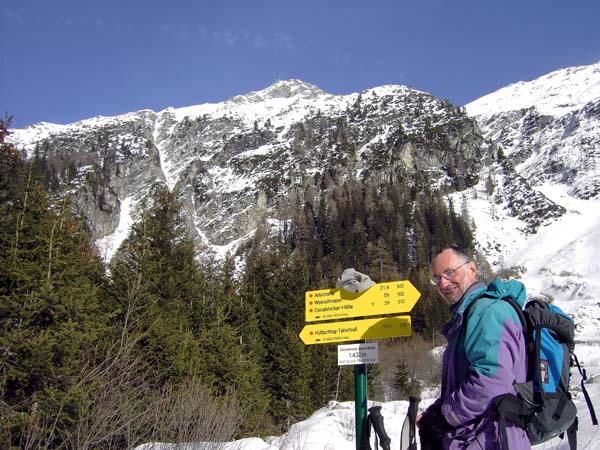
[460,173,600,360]
[95,196,134,262]
[134,381,600,450]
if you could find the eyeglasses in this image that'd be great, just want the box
[430,261,470,286]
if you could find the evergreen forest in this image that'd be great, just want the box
[0,116,475,449]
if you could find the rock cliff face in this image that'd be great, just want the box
[466,62,600,200]
[10,80,500,261]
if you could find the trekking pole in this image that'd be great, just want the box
[368,405,392,450]
[400,396,420,450]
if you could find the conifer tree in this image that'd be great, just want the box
[110,188,270,434]
[392,360,421,399]
[366,238,400,282]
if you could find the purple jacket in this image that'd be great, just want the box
[437,280,530,450]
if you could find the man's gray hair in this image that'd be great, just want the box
[432,245,472,263]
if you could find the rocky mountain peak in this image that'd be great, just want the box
[225,79,326,105]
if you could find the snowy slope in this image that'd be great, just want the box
[466,61,600,120]
[453,180,600,341]
[133,381,600,450]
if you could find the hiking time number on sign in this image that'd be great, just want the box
[305,280,421,322]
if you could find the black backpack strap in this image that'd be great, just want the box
[462,294,527,335]
[493,394,531,430]
[493,394,532,450]
[553,392,570,421]
[571,352,598,425]
[499,296,528,335]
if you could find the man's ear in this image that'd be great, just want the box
[466,260,478,278]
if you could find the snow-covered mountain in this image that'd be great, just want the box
[9,64,600,326]
[9,60,600,307]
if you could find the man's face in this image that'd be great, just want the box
[431,249,478,304]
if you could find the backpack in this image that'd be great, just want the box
[465,294,597,450]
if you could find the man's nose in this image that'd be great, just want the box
[437,276,451,288]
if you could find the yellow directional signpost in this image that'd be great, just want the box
[299,279,422,450]
[305,280,421,322]
[299,315,411,345]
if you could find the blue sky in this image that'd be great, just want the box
[2,0,600,129]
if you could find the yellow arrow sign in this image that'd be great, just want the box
[305,280,421,322]
[299,315,411,345]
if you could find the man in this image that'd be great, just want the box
[417,246,529,450]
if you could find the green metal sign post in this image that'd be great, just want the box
[354,363,368,450]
